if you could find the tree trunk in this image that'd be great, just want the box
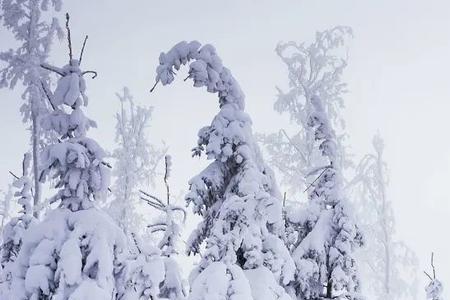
[31,110,40,218]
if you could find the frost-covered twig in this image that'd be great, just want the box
[424,252,444,300]
[424,253,437,281]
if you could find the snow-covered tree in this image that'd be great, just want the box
[0,153,37,294]
[108,87,165,235]
[266,28,363,299]
[287,96,363,300]
[424,253,443,300]
[0,0,63,216]
[0,185,14,232]
[119,155,187,300]
[259,27,352,197]
[349,135,418,300]
[9,15,127,299]
[118,233,168,300]
[142,156,186,258]
[151,41,295,300]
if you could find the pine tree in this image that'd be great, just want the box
[9,14,126,300]
[265,27,363,299]
[0,0,63,216]
[349,135,418,300]
[151,41,295,300]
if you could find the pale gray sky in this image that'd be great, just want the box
[1,0,450,298]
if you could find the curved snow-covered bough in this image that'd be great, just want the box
[151,41,244,109]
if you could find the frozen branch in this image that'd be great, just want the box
[40,63,65,76]
[81,70,97,79]
[79,35,88,64]
[65,13,73,61]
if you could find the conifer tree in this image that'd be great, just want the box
[9,14,126,300]
[0,154,36,294]
[151,41,295,300]
[122,155,187,300]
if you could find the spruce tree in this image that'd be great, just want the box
[10,14,126,300]
[151,41,295,300]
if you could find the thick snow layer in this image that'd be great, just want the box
[245,267,292,300]
[10,208,126,300]
[188,262,252,300]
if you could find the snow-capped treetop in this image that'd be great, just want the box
[275,26,351,127]
[8,17,127,300]
[152,41,295,299]
[38,15,109,211]
[153,40,245,110]
[259,27,353,195]
[273,28,363,300]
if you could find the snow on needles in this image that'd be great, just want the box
[153,41,295,300]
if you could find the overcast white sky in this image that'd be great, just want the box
[1,0,450,298]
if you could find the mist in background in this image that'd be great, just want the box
[1,0,449,298]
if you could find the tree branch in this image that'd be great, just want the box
[8,171,19,180]
[79,35,88,64]
[81,70,97,79]
[150,80,159,93]
[304,166,331,193]
[40,63,65,76]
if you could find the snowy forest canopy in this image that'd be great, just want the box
[0,1,447,300]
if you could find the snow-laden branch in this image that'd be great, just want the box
[151,41,245,110]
